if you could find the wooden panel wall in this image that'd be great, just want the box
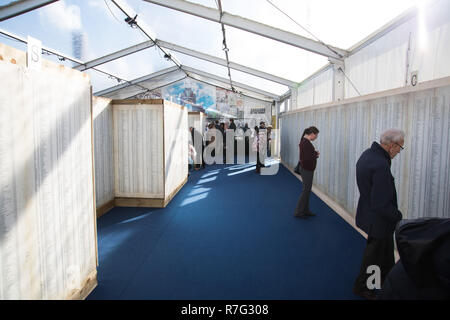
[113,102,164,198]
[93,96,114,209]
[0,44,97,299]
[188,112,206,134]
[164,101,188,199]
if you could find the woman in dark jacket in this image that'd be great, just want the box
[293,126,320,218]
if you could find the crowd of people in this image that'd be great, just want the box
[188,119,272,173]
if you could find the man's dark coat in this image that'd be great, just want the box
[355,142,403,238]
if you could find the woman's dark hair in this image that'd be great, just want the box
[301,126,319,138]
[254,126,259,133]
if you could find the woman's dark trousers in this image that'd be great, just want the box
[294,166,314,215]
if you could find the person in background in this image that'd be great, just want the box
[253,126,261,173]
[205,122,217,159]
[243,123,250,157]
[352,128,405,300]
[228,119,237,158]
[188,128,196,172]
[229,118,237,131]
[253,126,267,173]
[266,125,272,157]
[293,126,320,218]
[219,122,225,134]
[219,122,226,162]
[257,121,267,167]
[190,126,204,170]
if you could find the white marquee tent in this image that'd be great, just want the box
[1,0,449,300]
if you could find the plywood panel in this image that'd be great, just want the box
[0,45,96,299]
[188,112,206,134]
[113,103,164,198]
[164,101,188,198]
[93,96,114,208]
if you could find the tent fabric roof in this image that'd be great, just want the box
[0,0,420,100]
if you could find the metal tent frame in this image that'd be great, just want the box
[0,0,424,105]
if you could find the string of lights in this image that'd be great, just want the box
[217,0,239,94]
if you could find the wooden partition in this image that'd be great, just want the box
[0,44,97,299]
[188,111,206,134]
[112,99,188,208]
[92,96,115,217]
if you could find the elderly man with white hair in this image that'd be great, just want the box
[353,128,405,300]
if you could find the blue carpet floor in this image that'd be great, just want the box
[87,162,366,300]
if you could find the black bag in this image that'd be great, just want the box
[395,218,450,288]
[294,162,301,174]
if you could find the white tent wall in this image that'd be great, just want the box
[290,0,450,108]
[0,44,97,299]
[402,0,450,85]
[295,66,334,109]
[93,96,115,216]
[280,77,450,225]
[344,22,410,99]
[345,0,450,98]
